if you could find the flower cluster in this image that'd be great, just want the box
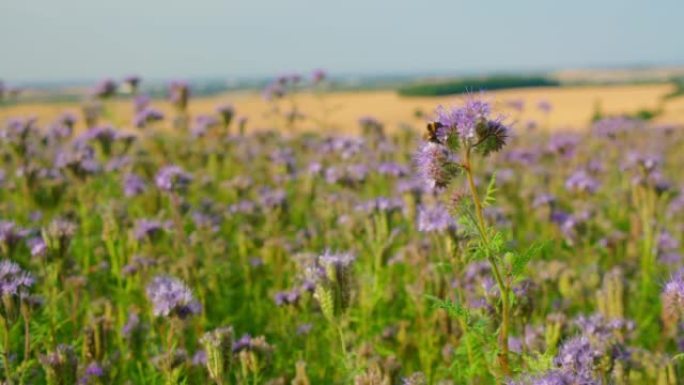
[155,165,193,193]
[145,276,201,319]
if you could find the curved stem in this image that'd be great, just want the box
[463,148,511,378]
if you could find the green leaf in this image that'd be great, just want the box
[425,295,470,321]
[511,241,548,277]
[446,133,461,152]
[482,172,497,207]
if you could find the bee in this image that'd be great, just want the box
[424,121,443,143]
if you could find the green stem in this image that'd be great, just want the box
[335,322,349,371]
[464,148,511,378]
[1,317,13,385]
[22,311,30,362]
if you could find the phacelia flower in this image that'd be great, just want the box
[435,97,492,141]
[40,344,78,385]
[537,99,553,114]
[417,204,456,233]
[355,197,404,215]
[311,69,326,84]
[565,170,600,194]
[145,275,201,318]
[133,219,170,242]
[0,220,28,255]
[123,173,147,197]
[155,165,192,193]
[0,260,34,297]
[663,274,684,321]
[133,107,164,128]
[92,79,117,98]
[414,141,454,190]
[168,81,190,110]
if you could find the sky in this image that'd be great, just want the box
[1,0,683,82]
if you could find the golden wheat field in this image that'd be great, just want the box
[2,83,684,133]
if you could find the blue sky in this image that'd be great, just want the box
[1,0,683,81]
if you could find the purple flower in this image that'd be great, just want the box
[43,217,77,249]
[40,345,78,384]
[565,170,600,194]
[573,313,633,344]
[92,79,117,98]
[663,274,684,319]
[311,69,326,84]
[377,162,409,177]
[231,334,272,354]
[122,311,143,338]
[133,94,151,112]
[262,82,285,101]
[537,99,552,114]
[192,114,219,137]
[346,163,369,183]
[55,144,101,178]
[123,173,146,197]
[79,362,105,384]
[296,323,313,335]
[554,336,600,378]
[506,148,540,166]
[623,152,661,174]
[593,116,641,138]
[319,250,356,269]
[547,134,579,158]
[85,362,104,377]
[417,204,456,233]
[0,220,29,253]
[435,97,492,140]
[274,289,300,306]
[396,177,427,197]
[48,123,73,142]
[58,111,78,128]
[155,165,192,192]
[659,232,679,251]
[0,260,34,297]
[508,370,589,385]
[133,107,164,128]
[133,219,170,241]
[192,350,207,366]
[307,161,323,176]
[532,193,556,208]
[414,141,453,190]
[506,99,525,112]
[229,200,256,215]
[258,188,286,209]
[355,197,404,214]
[121,255,157,276]
[146,276,201,318]
[27,237,47,258]
[168,81,190,110]
[232,334,252,353]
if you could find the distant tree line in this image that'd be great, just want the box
[397,75,560,97]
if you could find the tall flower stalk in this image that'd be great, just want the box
[463,146,511,375]
[415,97,512,377]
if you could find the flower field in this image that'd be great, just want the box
[0,73,683,384]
